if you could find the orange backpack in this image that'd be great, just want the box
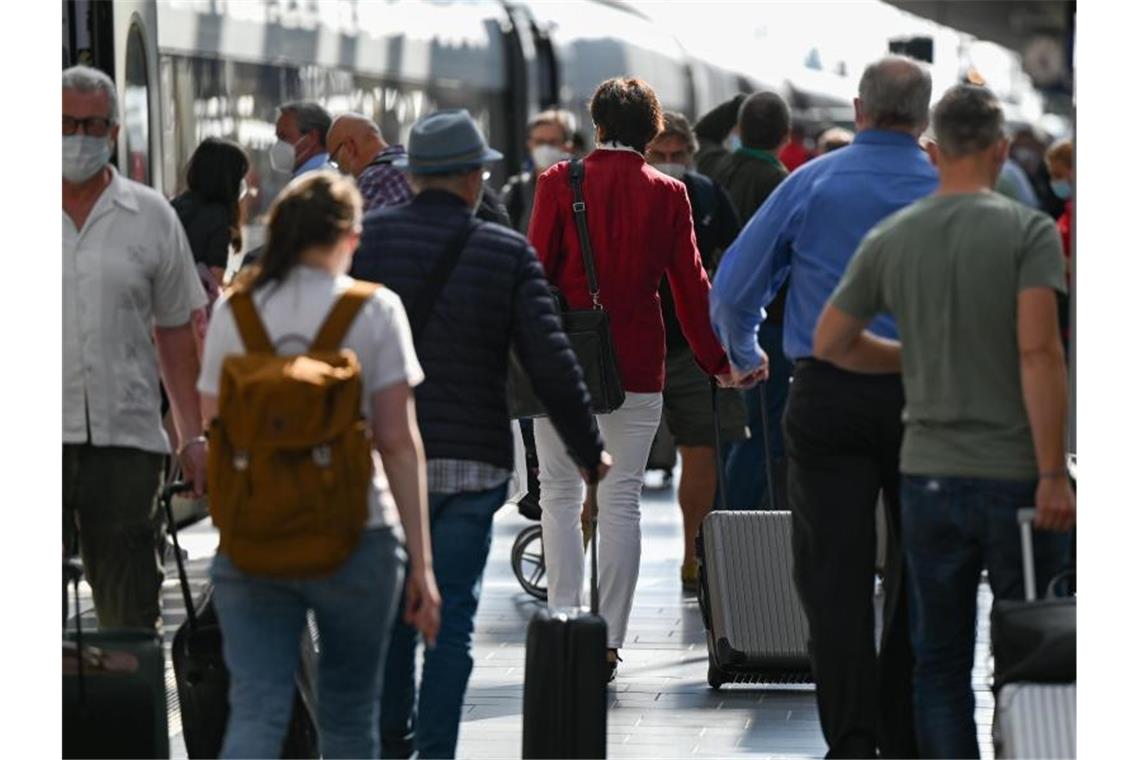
[207,281,380,577]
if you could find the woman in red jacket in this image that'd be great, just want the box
[528,77,757,680]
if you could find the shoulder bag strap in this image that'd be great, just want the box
[311,280,382,352]
[409,217,481,341]
[229,289,275,354]
[568,158,602,310]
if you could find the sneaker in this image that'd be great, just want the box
[681,559,699,592]
[607,648,621,682]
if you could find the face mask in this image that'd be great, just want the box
[269,139,296,173]
[727,133,742,152]
[654,162,686,180]
[62,135,111,183]
[531,144,567,173]
[473,182,486,214]
[1050,179,1073,200]
[238,178,248,200]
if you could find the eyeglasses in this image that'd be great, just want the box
[63,116,113,137]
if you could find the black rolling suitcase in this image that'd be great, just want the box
[63,558,170,759]
[522,482,607,759]
[991,508,1076,759]
[162,483,320,759]
[696,380,812,688]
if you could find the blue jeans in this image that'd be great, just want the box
[380,483,508,759]
[901,476,1071,759]
[211,528,405,759]
[724,322,791,507]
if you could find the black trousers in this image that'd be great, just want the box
[783,359,917,759]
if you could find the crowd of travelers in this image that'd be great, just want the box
[63,46,1075,759]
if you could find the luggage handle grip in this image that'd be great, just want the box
[1016,508,1037,601]
[162,481,199,630]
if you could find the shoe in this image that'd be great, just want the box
[681,559,699,592]
[607,649,621,683]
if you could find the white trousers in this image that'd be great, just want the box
[534,392,663,648]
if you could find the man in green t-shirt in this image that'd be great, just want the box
[813,83,1076,759]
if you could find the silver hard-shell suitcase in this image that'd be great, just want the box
[992,508,1076,759]
[696,380,812,687]
[994,682,1075,759]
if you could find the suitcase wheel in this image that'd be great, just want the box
[708,663,727,690]
[510,524,548,601]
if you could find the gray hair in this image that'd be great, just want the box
[279,101,333,147]
[657,111,697,154]
[858,55,932,131]
[62,65,119,125]
[932,84,1005,159]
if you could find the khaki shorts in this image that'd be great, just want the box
[662,347,748,448]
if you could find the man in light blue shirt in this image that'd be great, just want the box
[710,55,937,758]
[270,101,332,177]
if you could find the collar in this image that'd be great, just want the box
[413,188,473,210]
[595,140,642,155]
[294,152,331,177]
[104,165,139,213]
[364,144,407,171]
[853,129,921,148]
[735,146,785,169]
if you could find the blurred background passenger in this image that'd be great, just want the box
[645,111,747,590]
[817,126,855,153]
[528,77,742,680]
[271,100,333,177]
[501,110,575,233]
[695,90,794,509]
[327,113,413,211]
[172,137,250,292]
[1046,137,1074,351]
[778,122,815,171]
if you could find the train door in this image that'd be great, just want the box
[113,2,162,190]
[63,0,114,74]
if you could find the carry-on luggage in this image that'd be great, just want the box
[697,380,813,688]
[522,483,607,758]
[162,482,320,759]
[992,508,1076,759]
[63,558,170,759]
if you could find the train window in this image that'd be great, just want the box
[123,24,150,184]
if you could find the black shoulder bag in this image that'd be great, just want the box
[508,158,626,418]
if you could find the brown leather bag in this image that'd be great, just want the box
[207,281,379,577]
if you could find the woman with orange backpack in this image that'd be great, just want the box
[197,171,440,758]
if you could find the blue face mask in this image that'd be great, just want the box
[727,133,742,152]
[1050,179,1073,200]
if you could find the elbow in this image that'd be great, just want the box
[812,329,839,364]
[374,429,419,460]
[1019,341,1066,371]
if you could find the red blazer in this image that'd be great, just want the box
[528,149,730,393]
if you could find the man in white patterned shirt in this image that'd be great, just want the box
[63,66,208,630]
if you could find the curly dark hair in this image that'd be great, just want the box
[588,77,664,154]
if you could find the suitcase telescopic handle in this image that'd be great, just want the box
[586,483,600,616]
[162,481,199,630]
[1016,508,1038,601]
[710,377,727,510]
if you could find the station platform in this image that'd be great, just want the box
[66,473,998,759]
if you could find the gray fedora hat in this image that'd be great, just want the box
[394,108,503,174]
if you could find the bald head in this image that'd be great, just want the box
[855,55,932,136]
[327,113,387,178]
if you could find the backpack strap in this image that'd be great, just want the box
[229,290,275,354]
[311,280,382,352]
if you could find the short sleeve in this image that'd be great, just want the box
[197,295,241,396]
[364,288,425,396]
[154,207,209,326]
[1018,212,1067,295]
[829,231,886,320]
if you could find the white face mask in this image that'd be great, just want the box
[62,135,112,183]
[654,162,686,180]
[269,138,296,173]
[238,178,248,200]
[531,144,568,173]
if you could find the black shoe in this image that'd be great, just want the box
[607,649,621,683]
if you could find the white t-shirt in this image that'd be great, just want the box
[198,266,425,529]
